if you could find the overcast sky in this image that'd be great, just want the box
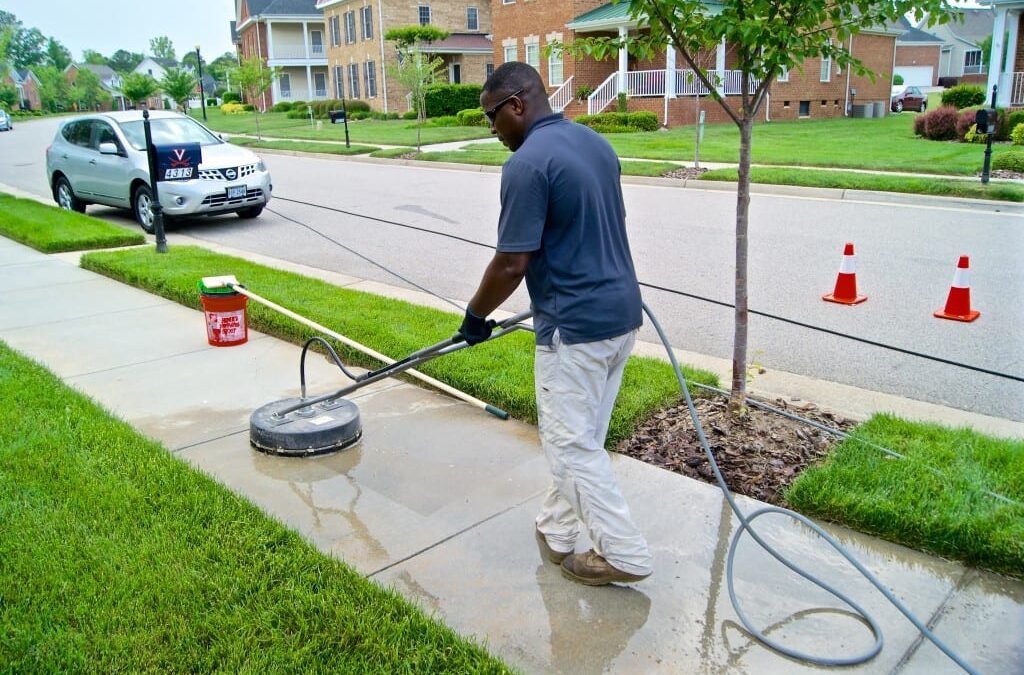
[4,0,237,62]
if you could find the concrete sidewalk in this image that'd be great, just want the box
[2,235,1021,674]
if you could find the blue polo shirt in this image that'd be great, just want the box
[496,113,642,346]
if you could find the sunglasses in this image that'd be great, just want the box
[484,88,524,123]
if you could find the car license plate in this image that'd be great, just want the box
[226,185,246,199]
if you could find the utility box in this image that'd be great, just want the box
[872,101,885,118]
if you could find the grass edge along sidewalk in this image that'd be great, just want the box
[0,192,144,252]
[80,245,718,446]
[0,340,513,672]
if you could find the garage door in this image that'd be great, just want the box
[895,66,933,87]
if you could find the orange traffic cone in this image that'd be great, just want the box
[822,242,867,305]
[934,256,980,322]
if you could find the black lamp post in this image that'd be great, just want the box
[196,46,208,121]
[142,108,168,253]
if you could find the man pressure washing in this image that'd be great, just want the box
[458,62,653,586]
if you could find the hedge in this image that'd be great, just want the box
[221,92,241,103]
[575,111,660,133]
[423,84,483,118]
[456,107,487,126]
[941,85,985,109]
[993,150,1024,172]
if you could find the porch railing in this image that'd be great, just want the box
[1012,72,1024,106]
[587,72,619,114]
[548,75,574,112]
[271,44,326,60]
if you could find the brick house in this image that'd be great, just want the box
[235,0,330,111]
[923,7,992,86]
[889,17,944,87]
[987,0,1024,107]
[492,0,898,127]
[3,69,41,111]
[63,63,125,112]
[316,0,493,113]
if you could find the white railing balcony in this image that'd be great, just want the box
[623,70,666,97]
[1012,72,1024,105]
[314,89,328,98]
[963,64,986,75]
[587,72,620,114]
[548,76,574,112]
[271,45,326,60]
[310,44,324,56]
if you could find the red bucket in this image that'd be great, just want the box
[199,290,248,347]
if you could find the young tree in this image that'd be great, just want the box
[35,65,72,111]
[45,37,71,71]
[149,36,176,62]
[0,83,17,110]
[230,56,278,139]
[160,67,198,111]
[565,0,951,412]
[109,49,145,74]
[383,25,449,151]
[121,72,160,108]
[71,67,111,111]
[207,51,239,86]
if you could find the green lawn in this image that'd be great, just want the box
[786,415,1024,577]
[229,137,379,155]
[0,192,144,252]
[699,167,1024,202]
[0,340,513,672]
[603,111,1014,175]
[193,109,492,146]
[80,245,718,446]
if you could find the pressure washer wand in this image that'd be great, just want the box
[273,310,534,419]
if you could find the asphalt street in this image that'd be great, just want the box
[2,116,1021,421]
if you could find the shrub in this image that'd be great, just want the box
[242,104,255,112]
[616,92,628,113]
[576,85,593,100]
[271,101,293,112]
[1011,123,1024,146]
[206,98,217,107]
[963,123,988,144]
[349,111,370,120]
[412,115,460,128]
[222,91,241,103]
[992,150,1024,172]
[574,111,659,133]
[893,74,904,85]
[941,84,985,109]
[291,99,306,108]
[912,113,927,137]
[956,109,977,139]
[456,107,487,126]
[423,84,483,117]
[403,110,419,120]
[220,102,247,114]
[921,106,959,140]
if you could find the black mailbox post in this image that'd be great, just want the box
[328,99,350,148]
[979,86,997,185]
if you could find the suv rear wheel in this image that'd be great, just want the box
[54,176,86,213]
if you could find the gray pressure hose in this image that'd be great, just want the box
[642,303,979,673]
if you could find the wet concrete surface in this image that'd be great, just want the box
[2,237,1022,674]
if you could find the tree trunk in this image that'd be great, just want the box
[254,109,262,141]
[730,115,753,413]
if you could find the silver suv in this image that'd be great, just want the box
[46,111,271,232]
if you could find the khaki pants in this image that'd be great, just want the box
[534,329,653,576]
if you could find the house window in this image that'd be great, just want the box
[334,65,345,98]
[450,63,461,84]
[525,42,539,70]
[486,63,494,77]
[502,0,513,4]
[345,11,356,43]
[777,65,789,82]
[467,7,478,31]
[820,40,832,82]
[314,72,327,97]
[279,73,291,98]
[348,63,360,98]
[799,100,810,117]
[548,45,563,86]
[365,60,377,97]
[418,5,431,25]
[503,44,516,63]
[963,50,983,74]
[362,6,373,40]
[330,15,341,47]
[310,30,323,55]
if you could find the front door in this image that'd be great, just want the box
[450,63,461,84]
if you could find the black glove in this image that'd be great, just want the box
[457,308,495,346]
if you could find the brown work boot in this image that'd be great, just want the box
[535,526,572,565]
[560,549,650,586]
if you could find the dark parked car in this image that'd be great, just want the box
[891,85,927,113]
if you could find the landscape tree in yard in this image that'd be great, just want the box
[109,49,145,74]
[160,67,198,111]
[82,49,107,65]
[384,25,449,151]
[35,65,72,112]
[0,83,17,110]
[231,56,278,140]
[121,72,160,108]
[564,0,951,412]
[45,37,72,71]
[71,67,110,111]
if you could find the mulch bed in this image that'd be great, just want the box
[616,394,857,504]
[662,166,710,180]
